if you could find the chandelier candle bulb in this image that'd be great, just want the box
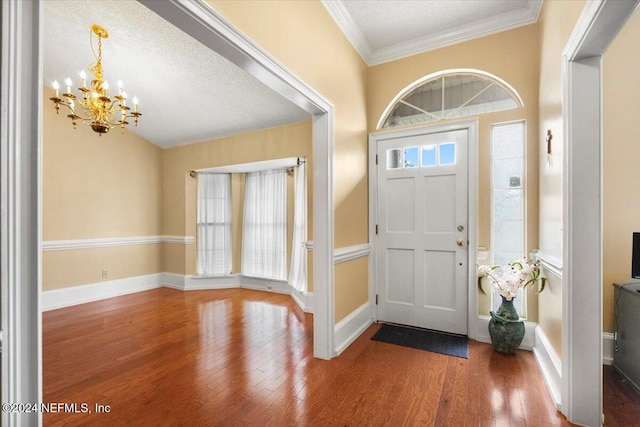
[79,70,87,88]
[133,96,138,112]
[117,80,123,95]
[64,78,72,94]
[52,80,59,97]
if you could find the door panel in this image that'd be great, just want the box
[424,174,456,232]
[423,250,456,309]
[377,129,468,335]
[386,177,415,232]
[386,248,414,304]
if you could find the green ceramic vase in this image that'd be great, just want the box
[488,296,525,355]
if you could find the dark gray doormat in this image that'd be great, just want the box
[371,323,468,359]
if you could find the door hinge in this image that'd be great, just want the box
[375,294,379,305]
[375,224,379,235]
[375,154,379,165]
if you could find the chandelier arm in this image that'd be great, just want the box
[51,98,93,121]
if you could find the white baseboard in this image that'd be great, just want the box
[334,302,373,356]
[291,288,314,313]
[240,275,289,294]
[475,315,537,350]
[161,272,187,290]
[603,332,614,366]
[44,272,315,314]
[184,274,240,290]
[42,273,164,311]
[532,325,562,409]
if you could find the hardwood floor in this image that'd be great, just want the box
[603,365,640,426]
[43,287,577,426]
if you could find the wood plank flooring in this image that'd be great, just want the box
[42,288,596,426]
[603,365,640,426]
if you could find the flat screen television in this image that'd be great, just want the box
[633,232,640,279]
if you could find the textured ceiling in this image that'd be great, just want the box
[43,0,543,147]
[323,0,542,65]
[43,0,310,148]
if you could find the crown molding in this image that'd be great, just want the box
[323,0,542,66]
[321,0,373,63]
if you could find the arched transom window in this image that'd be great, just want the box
[378,69,523,129]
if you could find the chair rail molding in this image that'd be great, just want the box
[533,250,563,278]
[334,243,371,264]
[42,235,196,251]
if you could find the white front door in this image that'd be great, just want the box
[376,128,468,335]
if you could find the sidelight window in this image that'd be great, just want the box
[491,121,526,314]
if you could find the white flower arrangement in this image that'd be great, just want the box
[477,258,546,301]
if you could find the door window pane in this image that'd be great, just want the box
[439,143,456,165]
[387,148,401,169]
[421,145,437,166]
[403,146,418,168]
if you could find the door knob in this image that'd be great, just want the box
[457,239,464,246]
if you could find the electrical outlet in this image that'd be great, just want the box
[101,269,108,278]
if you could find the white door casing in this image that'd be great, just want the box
[373,124,474,335]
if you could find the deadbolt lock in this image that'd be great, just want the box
[457,225,464,232]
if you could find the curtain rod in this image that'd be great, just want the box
[190,156,306,177]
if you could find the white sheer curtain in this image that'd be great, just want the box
[242,169,287,280]
[288,161,307,292]
[197,173,232,276]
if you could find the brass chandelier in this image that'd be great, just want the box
[49,24,141,135]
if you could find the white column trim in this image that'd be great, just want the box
[561,1,639,424]
[1,1,42,425]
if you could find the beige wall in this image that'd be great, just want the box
[602,8,640,333]
[161,121,313,283]
[537,0,587,357]
[207,0,370,321]
[335,257,369,322]
[42,86,164,290]
[367,24,540,318]
[43,245,162,290]
[538,271,563,359]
